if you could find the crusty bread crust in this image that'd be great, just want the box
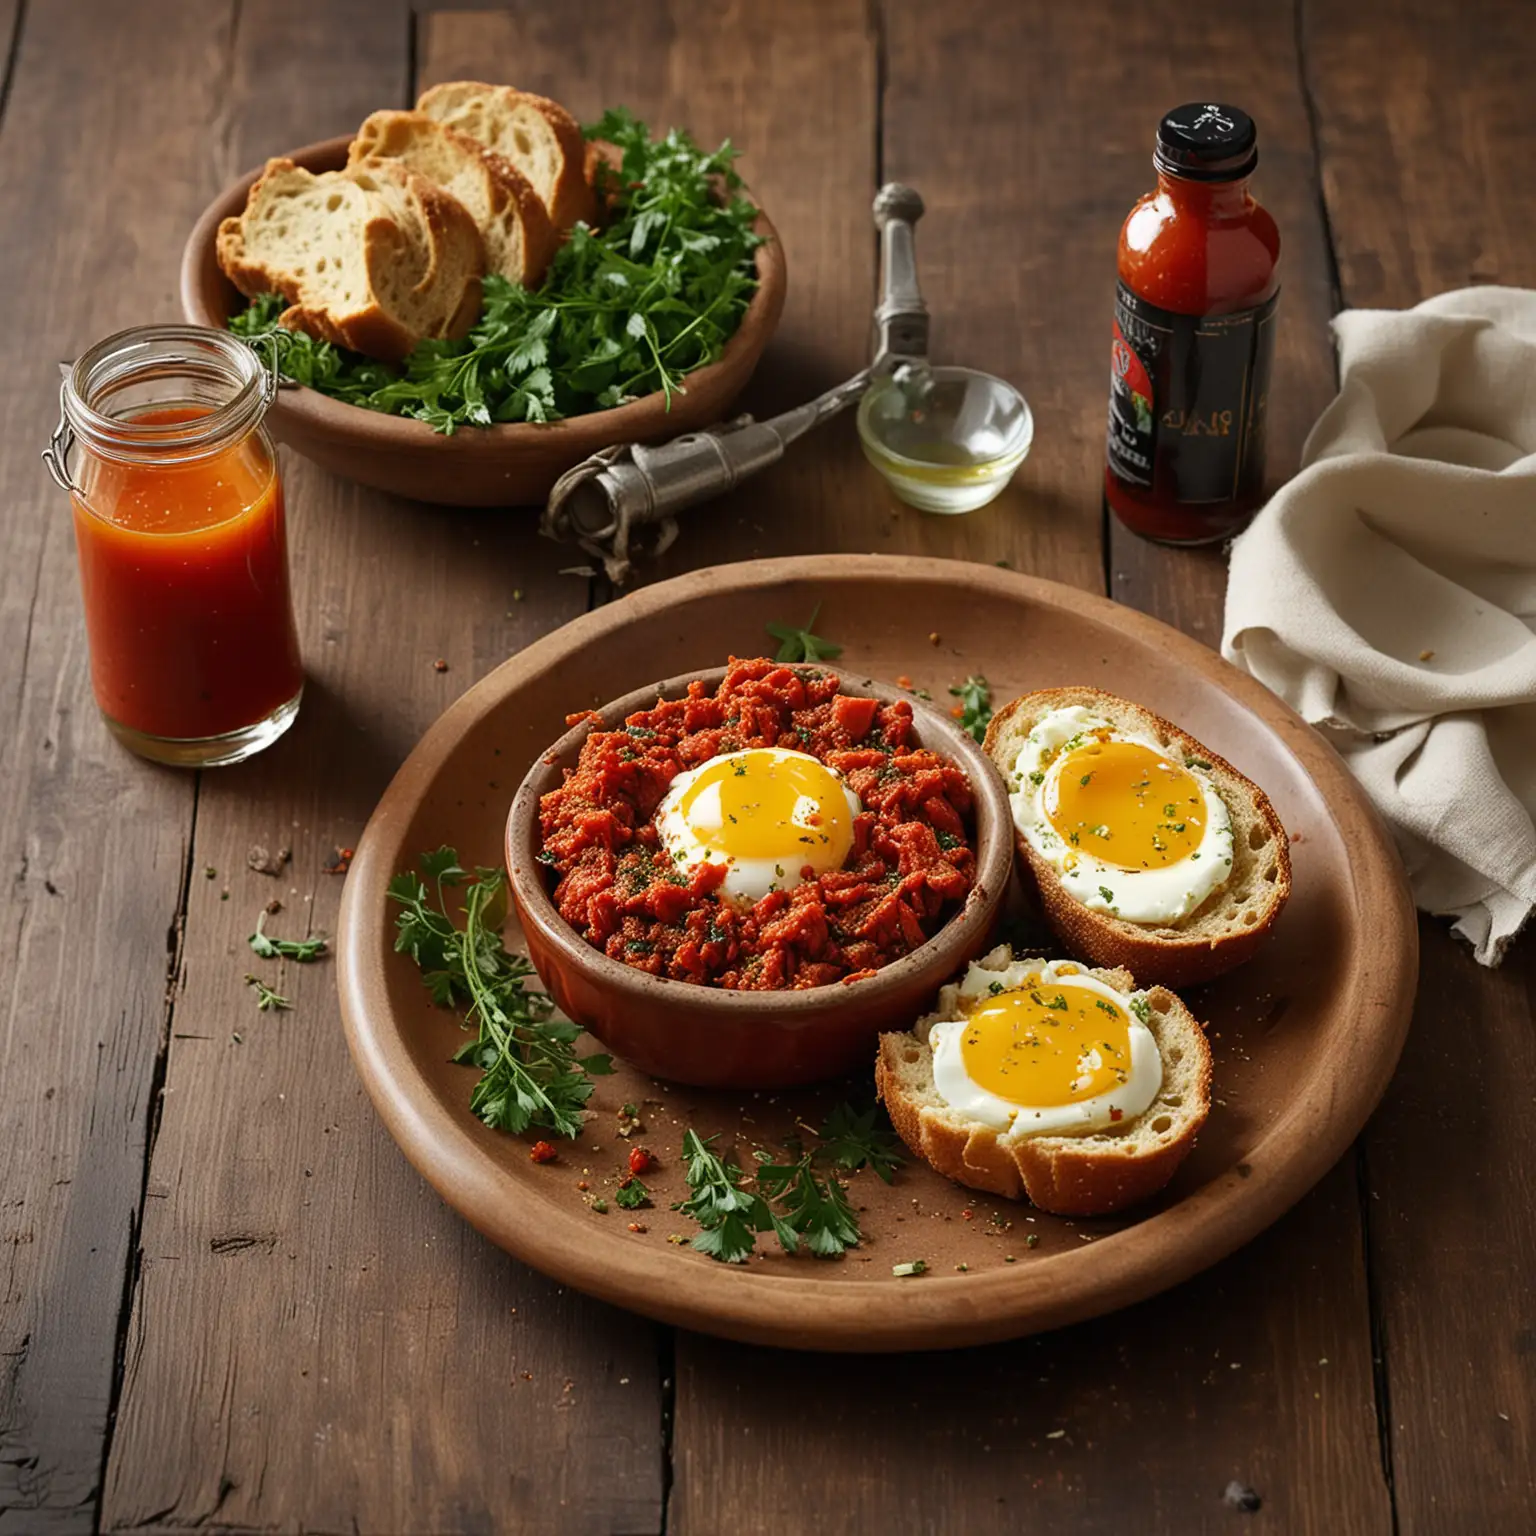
[348,110,558,288]
[876,954,1212,1215]
[983,687,1291,987]
[217,157,482,362]
[416,80,597,233]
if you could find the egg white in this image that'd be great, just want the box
[1007,705,1233,925]
[654,747,863,906]
[927,957,1162,1137]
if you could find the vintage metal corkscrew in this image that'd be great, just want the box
[542,183,930,584]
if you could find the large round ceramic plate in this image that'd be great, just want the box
[336,554,1417,1351]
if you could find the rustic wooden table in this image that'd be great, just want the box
[3,1,1532,1531]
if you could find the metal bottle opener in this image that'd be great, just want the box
[542,183,930,584]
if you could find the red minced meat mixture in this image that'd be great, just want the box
[537,657,976,990]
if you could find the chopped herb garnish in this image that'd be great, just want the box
[948,675,993,743]
[674,1130,797,1264]
[248,909,328,962]
[615,1178,651,1210]
[1129,996,1151,1023]
[1098,885,1116,904]
[244,975,290,1012]
[892,1259,928,1277]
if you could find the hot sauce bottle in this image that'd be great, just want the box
[1104,104,1280,544]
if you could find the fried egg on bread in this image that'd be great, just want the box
[984,688,1290,987]
[876,945,1212,1215]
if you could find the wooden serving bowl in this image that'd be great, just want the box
[505,666,1014,1089]
[180,136,787,507]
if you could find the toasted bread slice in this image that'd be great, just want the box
[984,688,1291,987]
[217,157,483,362]
[416,81,597,232]
[876,946,1212,1215]
[348,110,557,288]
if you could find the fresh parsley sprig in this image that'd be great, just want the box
[248,910,327,962]
[949,674,994,743]
[816,1102,905,1184]
[766,602,843,663]
[754,1152,861,1257]
[229,107,762,433]
[675,1130,798,1264]
[387,847,612,1139]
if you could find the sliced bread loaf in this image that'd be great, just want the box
[348,110,557,288]
[984,688,1291,987]
[876,946,1212,1215]
[217,157,482,363]
[416,81,597,232]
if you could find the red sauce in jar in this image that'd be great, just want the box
[1105,104,1280,545]
[72,405,303,742]
[538,658,976,990]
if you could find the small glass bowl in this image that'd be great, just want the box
[857,364,1034,514]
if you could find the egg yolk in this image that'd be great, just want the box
[673,750,854,871]
[958,983,1133,1107]
[1044,739,1204,871]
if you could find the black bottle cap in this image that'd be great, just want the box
[1154,103,1258,182]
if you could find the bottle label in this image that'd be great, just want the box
[1106,282,1278,504]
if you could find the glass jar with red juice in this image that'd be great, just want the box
[1104,104,1280,544]
[45,326,303,766]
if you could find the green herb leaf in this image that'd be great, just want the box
[947,675,993,743]
[816,1102,905,1184]
[387,848,611,1140]
[244,974,290,1012]
[615,1178,651,1210]
[755,1153,861,1257]
[247,909,327,962]
[766,602,842,663]
[674,1130,796,1264]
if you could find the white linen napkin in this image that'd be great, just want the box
[1222,287,1536,965]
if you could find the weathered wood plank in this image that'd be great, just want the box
[668,3,1390,1531]
[1305,1,1536,1527]
[0,2,231,1529]
[101,5,662,1533]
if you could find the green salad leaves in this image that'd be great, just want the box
[228,107,762,432]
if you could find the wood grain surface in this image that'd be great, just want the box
[0,0,1528,1531]
[1306,1,1536,1528]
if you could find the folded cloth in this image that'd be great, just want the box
[1222,287,1536,965]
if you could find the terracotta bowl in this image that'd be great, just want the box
[505,667,1013,1089]
[180,136,787,507]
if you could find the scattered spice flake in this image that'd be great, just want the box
[627,1221,647,1233]
[1419,648,1435,662]
[590,1198,609,1214]
[896,674,914,689]
[1046,1429,1066,1441]
[204,866,216,880]
[324,847,354,875]
[529,1141,558,1164]
[576,1180,590,1191]
[1025,1233,1040,1249]
[247,844,292,877]
[433,658,449,673]
[928,632,941,645]
[891,1259,927,1277]
[955,1262,969,1272]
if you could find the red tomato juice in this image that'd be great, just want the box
[71,407,303,741]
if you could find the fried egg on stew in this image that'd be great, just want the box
[654,747,862,905]
[1007,706,1233,925]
